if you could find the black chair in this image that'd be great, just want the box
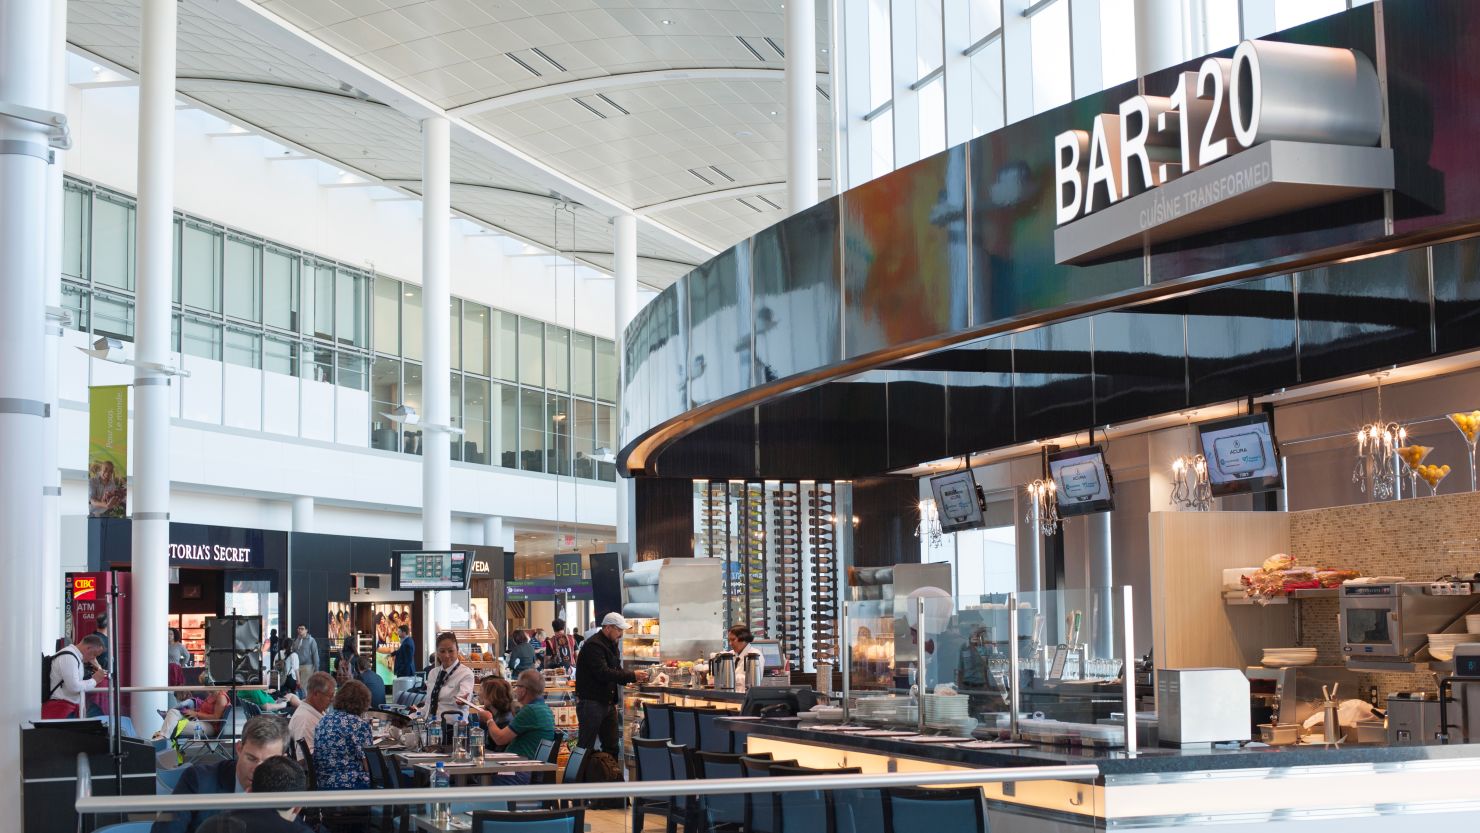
[470,807,585,833]
[671,707,699,748]
[558,744,590,810]
[644,703,673,740]
[361,745,410,833]
[693,751,747,832]
[666,742,702,833]
[771,765,862,833]
[881,787,987,833]
[632,737,674,833]
[740,757,798,833]
[296,739,316,788]
[694,709,733,753]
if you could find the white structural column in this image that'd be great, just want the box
[1133,0,1190,76]
[612,214,638,551]
[291,495,315,532]
[482,515,504,550]
[0,0,56,803]
[39,0,67,648]
[785,0,819,213]
[421,116,452,643]
[1087,512,1115,660]
[130,0,176,731]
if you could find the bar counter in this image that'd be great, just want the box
[722,718,1480,831]
[638,684,748,706]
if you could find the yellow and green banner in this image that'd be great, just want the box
[88,385,128,518]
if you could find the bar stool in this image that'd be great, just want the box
[739,757,798,833]
[645,702,674,740]
[770,764,862,833]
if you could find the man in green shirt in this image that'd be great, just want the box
[486,669,555,784]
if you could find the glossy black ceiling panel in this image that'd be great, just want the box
[1185,274,1298,407]
[1432,236,1480,356]
[1015,319,1093,443]
[1092,305,1188,426]
[1296,249,1432,382]
[943,335,1016,455]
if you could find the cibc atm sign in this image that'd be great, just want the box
[1051,39,1390,264]
[72,576,98,601]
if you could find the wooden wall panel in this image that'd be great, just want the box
[1147,511,1294,671]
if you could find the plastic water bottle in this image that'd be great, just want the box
[426,718,443,751]
[192,721,204,742]
[453,715,469,760]
[468,721,485,761]
[431,762,451,823]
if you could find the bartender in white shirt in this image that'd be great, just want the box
[727,625,764,691]
[419,631,475,722]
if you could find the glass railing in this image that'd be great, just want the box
[73,750,1101,833]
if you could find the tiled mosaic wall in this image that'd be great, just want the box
[1289,490,1480,694]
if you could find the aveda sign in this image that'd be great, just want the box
[1052,39,1392,264]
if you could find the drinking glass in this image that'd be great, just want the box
[1448,412,1480,491]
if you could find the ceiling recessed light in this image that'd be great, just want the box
[735,129,754,138]
[821,48,829,53]
[91,65,103,73]
[661,19,673,25]
[769,110,777,116]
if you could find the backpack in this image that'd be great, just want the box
[583,750,624,808]
[40,650,78,703]
[543,634,574,669]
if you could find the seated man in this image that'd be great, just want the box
[287,671,335,753]
[151,713,293,833]
[355,654,387,709]
[195,756,313,833]
[484,669,555,784]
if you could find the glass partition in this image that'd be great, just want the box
[843,585,1135,752]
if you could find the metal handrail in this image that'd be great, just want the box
[73,762,1100,815]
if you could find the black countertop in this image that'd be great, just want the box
[720,718,1480,777]
[640,685,750,703]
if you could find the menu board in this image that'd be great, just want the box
[391,550,472,591]
[928,469,984,533]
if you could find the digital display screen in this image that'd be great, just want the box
[391,550,472,591]
[928,469,984,534]
[1197,413,1283,496]
[1047,446,1115,516]
[754,640,786,675]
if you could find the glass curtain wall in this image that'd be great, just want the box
[59,176,617,481]
[836,0,1369,190]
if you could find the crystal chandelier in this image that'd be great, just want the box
[1025,478,1060,537]
[1170,454,1214,511]
[1353,373,1406,500]
[915,499,943,548]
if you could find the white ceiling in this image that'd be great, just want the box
[66,0,835,289]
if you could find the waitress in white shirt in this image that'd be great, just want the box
[421,631,475,722]
[727,625,764,691]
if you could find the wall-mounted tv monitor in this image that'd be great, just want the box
[1198,413,1283,496]
[391,550,473,591]
[1047,446,1115,517]
[928,469,985,534]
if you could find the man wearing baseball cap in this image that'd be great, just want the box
[573,612,648,752]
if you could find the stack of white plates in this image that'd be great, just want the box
[1262,647,1318,667]
[1428,633,1480,661]
[923,694,969,723]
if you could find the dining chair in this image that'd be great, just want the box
[645,703,673,740]
[881,787,987,833]
[739,757,798,833]
[470,807,585,833]
[693,751,747,832]
[155,765,188,795]
[694,709,733,753]
[770,765,861,833]
[632,736,675,833]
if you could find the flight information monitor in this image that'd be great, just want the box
[391,550,473,591]
[1198,413,1283,496]
[1047,446,1115,517]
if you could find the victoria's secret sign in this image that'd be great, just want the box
[169,543,256,566]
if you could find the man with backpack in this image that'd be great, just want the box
[43,632,108,719]
[542,618,577,671]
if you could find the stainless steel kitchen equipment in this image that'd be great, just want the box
[1157,668,1252,746]
[1245,666,1361,730]
[711,651,737,690]
[743,651,762,690]
[1386,692,1441,744]
[1340,581,1480,662]
[1437,642,1480,744]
